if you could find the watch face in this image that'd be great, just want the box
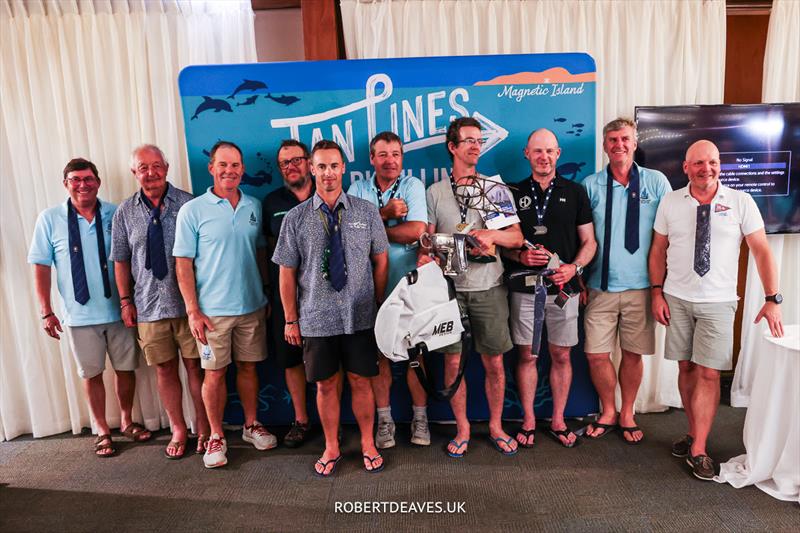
[775,294,783,304]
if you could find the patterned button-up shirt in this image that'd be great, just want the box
[110,183,194,322]
[272,192,388,337]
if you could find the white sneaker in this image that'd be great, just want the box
[203,434,227,469]
[243,422,277,451]
[375,419,396,449]
[410,417,431,446]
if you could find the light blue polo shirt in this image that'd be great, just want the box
[173,187,267,316]
[348,175,427,293]
[582,164,672,292]
[28,199,121,327]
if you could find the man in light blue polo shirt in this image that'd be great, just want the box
[174,141,274,469]
[348,131,430,448]
[29,158,149,458]
[581,118,671,444]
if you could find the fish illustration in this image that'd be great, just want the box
[576,128,583,133]
[575,133,581,137]
[265,93,300,106]
[237,95,259,107]
[556,161,586,180]
[202,149,210,157]
[191,96,233,120]
[572,123,585,128]
[242,170,272,187]
[554,117,567,123]
[227,79,268,99]
[566,130,574,135]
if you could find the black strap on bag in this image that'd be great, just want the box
[405,274,471,402]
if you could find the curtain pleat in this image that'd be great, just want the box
[341,0,728,413]
[0,0,256,441]
[731,0,800,408]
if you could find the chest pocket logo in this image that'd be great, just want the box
[640,189,652,204]
[348,221,367,230]
[249,212,258,226]
[518,196,532,210]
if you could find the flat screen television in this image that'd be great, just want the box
[635,103,800,234]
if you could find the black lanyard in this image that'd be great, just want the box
[449,174,470,224]
[530,178,555,226]
[375,177,401,210]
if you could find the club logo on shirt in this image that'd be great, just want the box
[249,212,258,226]
[558,196,566,202]
[518,196,532,210]
[714,203,731,213]
[640,188,652,204]
[348,221,367,229]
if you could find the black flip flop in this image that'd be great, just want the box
[584,421,617,439]
[619,426,644,445]
[515,427,536,448]
[547,427,580,448]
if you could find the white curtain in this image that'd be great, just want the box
[0,0,256,441]
[341,0,727,412]
[731,0,800,408]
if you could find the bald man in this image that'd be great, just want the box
[649,139,783,481]
[505,128,596,449]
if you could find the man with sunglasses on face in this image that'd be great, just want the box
[261,140,315,448]
[418,117,524,458]
[29,158,149,458]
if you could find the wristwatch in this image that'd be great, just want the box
[765,293,783,304]
[572,262,584,276]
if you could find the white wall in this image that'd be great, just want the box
[255,8,304,62]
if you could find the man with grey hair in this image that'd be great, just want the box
[650,139,782,480]
[580,119,671,445]
[111,144,209,459]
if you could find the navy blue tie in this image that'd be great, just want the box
[321,203,347,291]
[694,205,711,276]
[140,185,169,280]
[67,200,111,305]
[625,165,640,254]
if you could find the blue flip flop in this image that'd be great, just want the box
[314,455,342,477]
[489,435,518,456]
[447,439,469,458]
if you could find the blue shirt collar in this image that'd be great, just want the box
[202,186,252,207]
[601,162,641,187]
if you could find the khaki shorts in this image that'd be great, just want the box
[584,289,655,355]
[137,317,199,366]
[663,294,737,371]
[440,285,513,356]
[510,292,579,348]
[197,307,267,370]
[66,321,138,379]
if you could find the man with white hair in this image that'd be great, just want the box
[111,144,209,459]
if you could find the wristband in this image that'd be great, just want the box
[41,312,54,320]
[650,285,663,290]
[286,320,299,325]
[120,296,132,302]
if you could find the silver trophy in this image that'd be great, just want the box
[419,232,480,276]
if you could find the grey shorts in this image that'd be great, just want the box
[66,321,139,379]
[663,294,738,371]
[509,291,579,348]
[440,285,513,356]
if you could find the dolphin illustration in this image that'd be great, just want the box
[554,117,567,123]
[191,97,233,120]
[556,161,586,180]
[265,93,300,106]
[227,79,268,99]
[572,123,585,128]
[237,95,259,107]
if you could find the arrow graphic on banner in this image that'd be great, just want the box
[403,111,508,155]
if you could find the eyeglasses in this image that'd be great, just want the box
[457,137,486,147]
[65,176,98,185]
[278,156,307,169]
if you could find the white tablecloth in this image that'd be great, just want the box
[715,325,800,502]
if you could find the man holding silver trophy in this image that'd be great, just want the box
[418,117,524,458]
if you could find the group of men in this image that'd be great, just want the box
[29,116,783,481]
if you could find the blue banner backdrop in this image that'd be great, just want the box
[178,53,599,424]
